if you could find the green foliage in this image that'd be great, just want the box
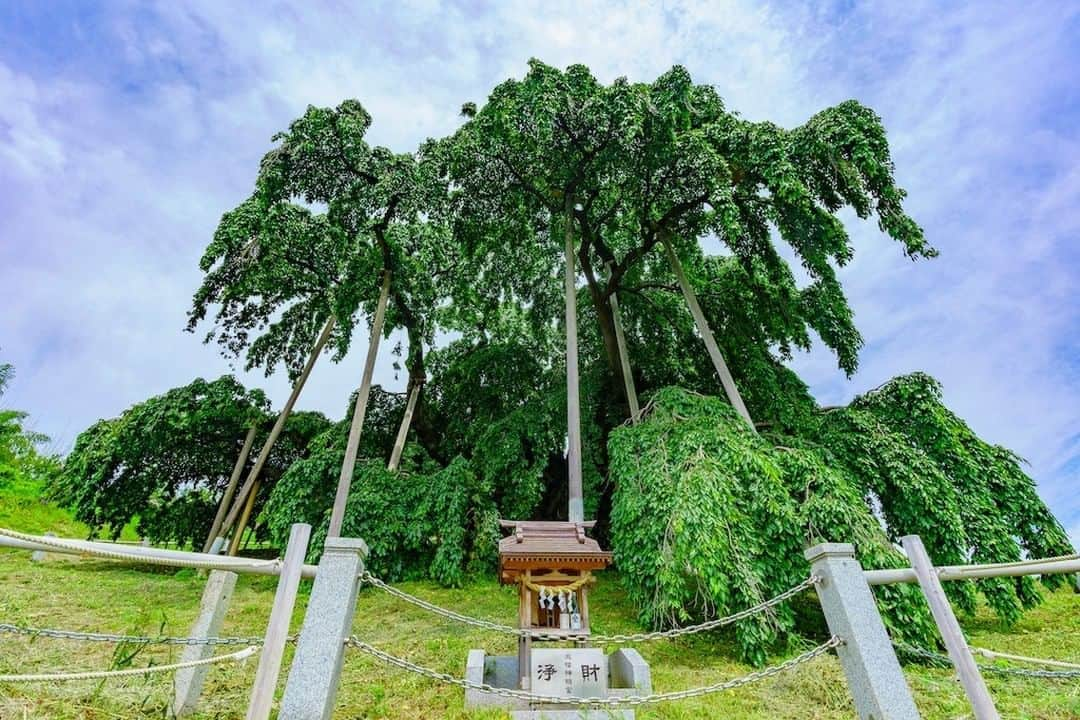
[48,376,329,548]
[0,360,61,492]
[816,373,1074,621]
[609,384,1071,664]
[294,457,498,587]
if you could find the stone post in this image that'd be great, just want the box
[279,537,369,720]
[30,531,55,562]
[805,543,921,720]
[171,570,238,717]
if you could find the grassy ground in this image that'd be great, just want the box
[0,488,1077,718]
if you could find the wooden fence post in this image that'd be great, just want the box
[805,543,921,720]
[246,523,311,720]
[279,537,368,719]
[902,535,999,719]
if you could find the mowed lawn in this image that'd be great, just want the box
[0,494,1078,719]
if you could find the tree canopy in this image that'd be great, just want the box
[53,60,1071,663]
[50,376,329,546]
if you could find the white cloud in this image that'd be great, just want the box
[0,0,1076,543]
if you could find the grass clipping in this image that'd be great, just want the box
[608,382,1072,665]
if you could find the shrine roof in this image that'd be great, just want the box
[497,520,613,568]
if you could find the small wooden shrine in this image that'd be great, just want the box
[498,519,612,690]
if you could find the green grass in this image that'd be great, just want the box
[1,485,1078,718]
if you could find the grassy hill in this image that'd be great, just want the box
[1,484,1078,719]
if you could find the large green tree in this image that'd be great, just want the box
[176,62,1071,660]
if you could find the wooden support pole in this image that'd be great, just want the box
[387,382,420,472]
[902,535,999,719]
[564,199,584,523]
[246,523,311,720]
[660,236,755,430]
[605,261,640,423]
[227,477,260,556]
[328,270,391,538]
[204,424,258,553]
[221,316,337,536]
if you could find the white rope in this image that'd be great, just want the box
[0,645,259,683]
[971,647,1080,670]
[0,527,284,573]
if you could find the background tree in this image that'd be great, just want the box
[49,376,329,548]
[0,358,61,491]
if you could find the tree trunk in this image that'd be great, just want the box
[328,270,392,538]
[661,235,756,431]
[605,262,640,422]
[564,197,584,523]
[220,315,337,537]
[203,424,258,553]
[387,382,421,471]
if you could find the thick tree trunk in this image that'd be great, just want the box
[220,315,337,537]
[328,270,392,538]
[203,424,258,553]
[660,235,756,430]
[564,198,584,523]
[387,381,421,471]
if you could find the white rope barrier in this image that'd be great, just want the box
[0,527,317,578]
[0,645,259,683]
[971,647,1080,670]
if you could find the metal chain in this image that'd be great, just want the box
[360,572,820,643]
[893,642,1080,680]
[344,634,841,706]
[0,623,264,647]
[0,646,259,683]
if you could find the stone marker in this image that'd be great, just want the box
[172,570,237,718]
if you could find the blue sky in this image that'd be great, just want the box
[1,1,1077,544]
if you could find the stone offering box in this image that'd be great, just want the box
[464,520,651,719]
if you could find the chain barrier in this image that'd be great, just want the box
[0,623,264,647]
[360,572,820,643]
[345,634,841,706]
[893,642,1080,680]
[0,646,259,683]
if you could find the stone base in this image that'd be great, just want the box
[464,649,650,720]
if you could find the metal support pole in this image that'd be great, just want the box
[564,198,584,523]
[172,570,238,717]
[902,535,999,719]
[246,523,311,720]
[279,537,368,720]
[805,543,920,720]
[329,270,391,538]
